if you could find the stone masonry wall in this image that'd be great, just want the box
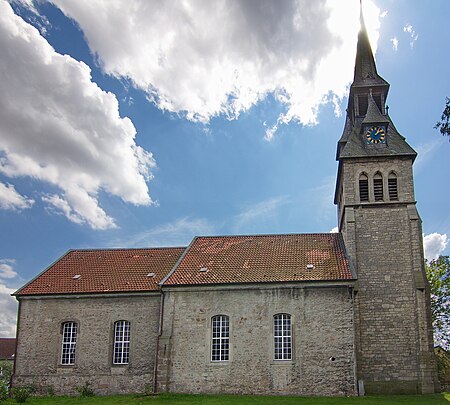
[158,285,357,396]
[338,156,438,393]
[13,294,161,395]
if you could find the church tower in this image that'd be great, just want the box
[334,8,438,394]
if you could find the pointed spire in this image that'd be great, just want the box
[352,1,388,87]
[363,91,388,125]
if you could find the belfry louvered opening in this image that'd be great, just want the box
[359,174,369,202]
[373,172,384,201]
[388,172,398,201]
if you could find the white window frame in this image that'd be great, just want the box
[274,313,292,360]
[61,321,77,365]
[113,320,130,365]
[211,315,229,362]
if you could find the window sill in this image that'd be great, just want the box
[271,360,295,366]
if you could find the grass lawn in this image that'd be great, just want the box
[1,393,449,405]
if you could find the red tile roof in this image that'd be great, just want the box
[0,338,16,360]
[162,233,353,286]
[15,248,185,296]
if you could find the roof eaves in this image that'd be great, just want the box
[162,278,356,289]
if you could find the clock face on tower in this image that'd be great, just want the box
[365,126,386,144]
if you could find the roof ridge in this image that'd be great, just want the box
[192,232,340,239]
[67,246,186,253]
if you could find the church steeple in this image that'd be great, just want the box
[334,2,416,167]
[332,3,439,395]
[353,6,388,89]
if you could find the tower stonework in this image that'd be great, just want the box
[334,11,439,394]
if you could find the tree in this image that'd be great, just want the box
[425,256,450,349]
[434,97,450,140]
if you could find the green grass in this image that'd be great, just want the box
[1,393,449,405]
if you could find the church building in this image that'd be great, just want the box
[11,10,439,396]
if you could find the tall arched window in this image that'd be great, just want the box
[113,320,130,364]
[211,315,229,362]
[388,172,398,201]
[274,313,292,360]
[359,173,369,202]
[373,172,384,201]
[61,321,77,365]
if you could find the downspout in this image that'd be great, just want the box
[152,290,165,394]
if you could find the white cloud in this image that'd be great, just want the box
[330,226,338,233]
[41,0,382,136]
[423,233,448,262]
[403,24,418,48]
[0,282,17,337]
[0,262,18,279]
[0,181,34,211]
[0,1,156,229]
[390,37,399,52]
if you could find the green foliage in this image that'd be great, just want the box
[10,387,30,403]
[45,385,55,397]
[144,383,153,396]
[76,381,95,397]
[435,97,450,140]
[425,256,450,349]
[0,361,13,384]
[0,380,8,402]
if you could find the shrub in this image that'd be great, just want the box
[0,380,8,401]
[11,387,30,403]
[76,381,95,397]
[144,383,154,396]
[46,385,55,396]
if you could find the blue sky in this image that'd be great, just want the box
[0,0,449,337]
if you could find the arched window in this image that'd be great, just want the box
[388,172,398,201]
[274,313,292,360]
[373,172,384,201]
[211,315,229,362]
[61,321,77,365]
[113,320,130,364]
[359,173,369,202]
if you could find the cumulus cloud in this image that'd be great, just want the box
[0,1,156,229]
[0,258,18,337]
[0,181,34,211]
[0,282,17,337]
[0,258,18,279]
[423,233,448,262]
[330,227,338,233]
[42,0,382,135]
[403,24,418,48]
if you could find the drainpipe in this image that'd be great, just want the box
[152,290,165,394]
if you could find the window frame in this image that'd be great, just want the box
[113,320,131,365]
[60,321,78,365]
[211,315,230,362]
[273,313,292,361]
